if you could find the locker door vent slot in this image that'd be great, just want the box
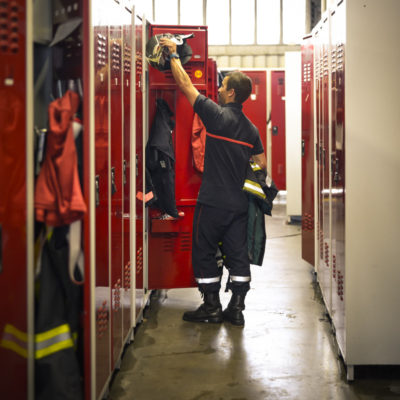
[0,2,20,54]
[179,233,191,252]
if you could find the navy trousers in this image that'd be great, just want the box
[192,203,251,294]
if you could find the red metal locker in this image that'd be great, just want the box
[270,70,286,190]
[0,1,30,398]
[301,36,315,266]
[93,8,111,398]
[109,15,124,369]
[241,70,268,153]
[122,6,133,344]
[134,14,145,317]
[330,2,346,351]
[147,24,208,290]
[315,16,331,312]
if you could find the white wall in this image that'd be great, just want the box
[284,51,302,218]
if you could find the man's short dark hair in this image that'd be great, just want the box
[226,71,252,104]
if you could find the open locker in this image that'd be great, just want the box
[146,24,209,290]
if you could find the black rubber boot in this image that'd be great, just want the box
[182,292,223,323]
[223,292,246,326]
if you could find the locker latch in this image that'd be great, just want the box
[302,139,305,157]
[272,125,278,136]
[111,167,117,195]
[95,175,100,207]
[136,154,139,177]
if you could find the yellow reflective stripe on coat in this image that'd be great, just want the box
[1,323,74,359]
[1,324,28,358]
[243,180,266,199]
[35,324,74,359]
[250,162,262,172]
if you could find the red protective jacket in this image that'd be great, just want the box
[35,90,87,226]
[191,112,207,173]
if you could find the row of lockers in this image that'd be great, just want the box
[0,0,216,398]
[301,0,400,380]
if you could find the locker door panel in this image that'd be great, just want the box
[0,1,29,397]
[93,11,111,396]
[321,18,332,313]
[330,3,346,354]
[270,70,286,190]
[122,7,133,342]
[301,37,315,266]
[134,14,145,318]
[109,18,123,368]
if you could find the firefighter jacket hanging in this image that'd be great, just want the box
[146,98,179,218]
[243,161,279,266]
[35,90,87,226]
[35,227,83,400]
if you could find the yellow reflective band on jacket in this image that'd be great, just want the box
[1,323,75,359]
[1,324,28,358]
[243,180,266,199]
[250,162,262,172]
[35,324,74,359]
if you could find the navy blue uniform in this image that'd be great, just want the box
[192,94,264,293]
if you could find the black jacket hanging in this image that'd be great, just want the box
[35,226,83,400]
[146,98,179,218]
[243,162,279,266]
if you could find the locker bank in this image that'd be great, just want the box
[1,1,400,399]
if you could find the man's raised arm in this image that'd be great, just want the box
[159,37,200,106]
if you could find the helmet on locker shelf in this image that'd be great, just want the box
[146,33,194,71]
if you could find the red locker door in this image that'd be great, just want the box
[122,6,133,344]
[93,12,111,398]
[109,19,123,367]
[0,1,30,397]
[241,70,267,153]
[270,70,286,190]
[134,14,145,318]
[301,36,315,266]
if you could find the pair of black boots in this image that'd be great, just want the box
[182,292,246,326]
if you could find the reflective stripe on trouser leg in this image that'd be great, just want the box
[196,276,221,285]
[227,275,251,293]
[230,276,251,283]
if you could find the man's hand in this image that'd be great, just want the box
[159,37,177,55]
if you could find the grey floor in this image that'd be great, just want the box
[108,203,400,400]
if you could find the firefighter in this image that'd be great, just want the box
[160,37,267,326]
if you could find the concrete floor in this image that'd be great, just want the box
[108,203,400,400]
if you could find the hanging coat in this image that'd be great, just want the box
[35,90,87,226]
[191,112,207,173]
[35,226,83,400]
[243,162,279,266]
[146,98,179,218]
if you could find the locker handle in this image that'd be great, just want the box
[302,139,305,157]
[95,175,100,207]
[136,154,139,177]
[123,160,127,185]
[111,167,117,195]
[272,125,278,136]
